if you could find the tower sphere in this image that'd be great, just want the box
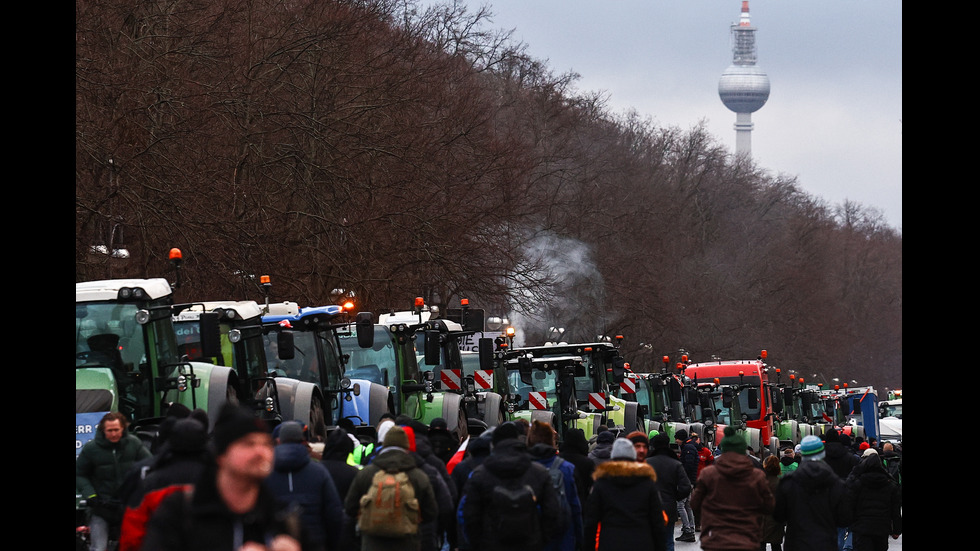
[718,64,770,114]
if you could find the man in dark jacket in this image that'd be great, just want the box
[76,412,153,551]
[774,435,852,551]
[691,427,774,551]
[674,429,699,543]
[558,426,595,527]
[459,421,563,551]
[845,451,902,551]
[588,429,616,465]
[824,429,859,550]
[428,417,460,465]
[141,403,303,551]
[266,421,344,551]
[450,432,493,551]
[646,433,692,551]
[344,425,439,551]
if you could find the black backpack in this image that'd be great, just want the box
[489,470,542,544]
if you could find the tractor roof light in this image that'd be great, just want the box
[506,326,516,337]
[760,350,768,360]
[414,297,425,308]
[461,298,469,307]
[118,286,148,301]
[169,248,183,262]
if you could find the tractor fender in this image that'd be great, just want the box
[481,392,506,428]
[365,381,393,428]
[622,400,640,433]
[530,409,558,428]
[441,392,465,436]
[203,364,238,430]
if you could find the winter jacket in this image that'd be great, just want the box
[558,427,595,524]
[584,460,667,551]
[320,428,361,550]
[880,449,902,486]
[528,443,583,551]
[588,431,616,465]
[459,438,563,551]
[696,445,715,477]
[773,459,851,551]
[140,463,305,551]
[428,426,459,465]
[645,447,692,526]
[779,455,799,477]
[678,438,700,484]
[117,421,211,551]
[266,442,344,551]
[417,452,456,551]
[690,451,774,551]
[844,455,902,537]
[76,429,152,523]
[343,446,440,551]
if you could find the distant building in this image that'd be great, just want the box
[718,1,770,158]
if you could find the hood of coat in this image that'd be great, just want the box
[710,451,759,478]
[594,460,657,484]
[372,446,419,473]
[792,457,840,489]
[483,438,534,478]
[273,442,311,472]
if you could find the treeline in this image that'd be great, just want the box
[75,0,901,391]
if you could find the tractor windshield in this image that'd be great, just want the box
[338,325,409,387]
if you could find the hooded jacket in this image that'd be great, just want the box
[773,459,851,551]
[528,442,583,551]
[844,455,902,537]
[691,452,774,551]
[584,460,666,551]
[588,431,616,465]
[343,446,439,551]
[558,427,594,519]
[460,438,562,551]
[76,428,152,522]
[266,441,343,550]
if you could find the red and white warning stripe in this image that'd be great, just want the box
[473,370,493,389]
[588,392,606,411]
[620,378,637,394]
[440,369,462,391]
[528,391,548,410]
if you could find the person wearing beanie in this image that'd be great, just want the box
[266,421,343,551]
[320,428,360,551]
[822,429,858,551]
[585,438,667,551]
[779,447,799,478]
[428,417,460,465]
[759,455,786,551]
[674,429,699,542]
[645,432,691,551]
[118,417,212,551]
[626,430,650,462]
[460,421,563,551]
[588,429,617,465]
[449,432,494,551]
[773,435,851,551]
[690,427,774,551]
[343,425,439,551]
[141,403,304,551]
[526,420,583,551]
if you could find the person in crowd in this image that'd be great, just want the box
[428,417,460,465]
[691,426,774,551]
[760,455,786,551]
[526,420,583,551]
[118,416,211,551]
[779,447,799,478]
[266,421,343,551]
[450,430,494,551]
[674,429,699,543]
[584,438,667,551]
[691,432,713,531]
[588,429,616,465]
[403,424,457,551]
[319,427,361,550]
[773,435,851,551]
[141,403,303,551]
[879,442,901,486]
[627,430,650,462]
[844,450,902,551]
[558,426,595,530]
[459,421,562,551]
[77,412,153,551]
[646,432,692,551]
[824,429,859,551]
[343,424,439,551]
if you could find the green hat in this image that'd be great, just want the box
[719,426,747,455]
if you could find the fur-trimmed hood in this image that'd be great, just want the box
[593,459,658,481]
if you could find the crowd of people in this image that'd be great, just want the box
[76,406,902,551]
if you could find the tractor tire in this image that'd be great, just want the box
[482,392,506,428]
[442,392,469,443]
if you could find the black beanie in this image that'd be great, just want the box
[212,403,268,456]
[492,422,521,446]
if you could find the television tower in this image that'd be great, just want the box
[718,1,770,157]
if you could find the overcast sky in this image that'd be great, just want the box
[421,0,902,230]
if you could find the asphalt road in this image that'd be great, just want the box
[670,525,904,550]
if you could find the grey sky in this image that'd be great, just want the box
[422,1,902,230]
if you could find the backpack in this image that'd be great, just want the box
[547,456,571,530]
[489,472,542,544]
[357,469,421,537]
